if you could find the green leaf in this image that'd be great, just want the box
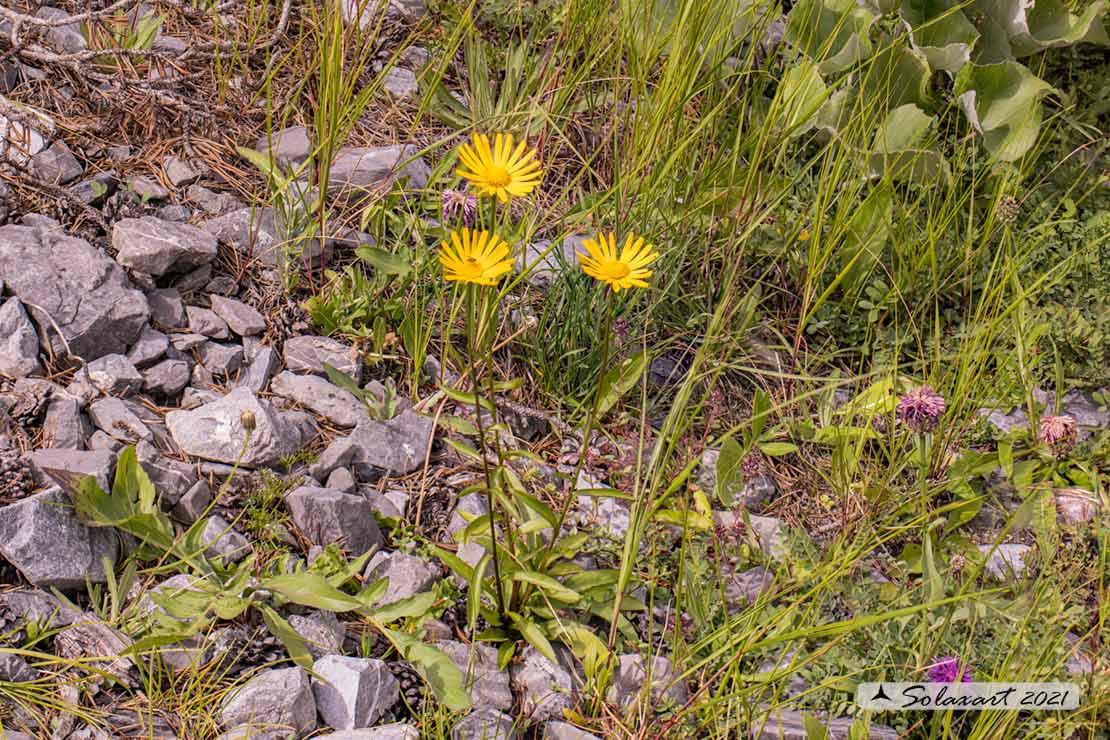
[770,62,830,139]
[758,442,798,457]
[715,437,744,506]
[322,363,367,400]
[974,0,1108,57]
[597,351,647,416]
[468,555,491,630]
[370,592,436,622]
[263,572,363,612]
[902,0,980,72]
[511,570,582,604]
[860,41,931,111]
[652,509,713,529]
[441,385,495,412]
[381,628,470,710]
[786,0,878,74]
[803,712,830,740]
[496,640,517,671]
[514,615,557,663]
[922,534,944,602]
[259,605,313,668]
[356,245,412,276]
[865,105,951,185]
[955,60,1055,162]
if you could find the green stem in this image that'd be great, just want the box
[545,288,617,557]
[468,284,506,618]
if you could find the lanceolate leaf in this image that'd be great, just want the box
[381,628,470,711]
[263,572,363,612]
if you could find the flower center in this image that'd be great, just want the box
[599,261,631,280]
[486,166,512,187]
[458,257,485,279]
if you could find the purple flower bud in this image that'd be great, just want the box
[441,189,477,227]
[927,655,973,683]
[1037,414,1077,455]
[897,385,946,433]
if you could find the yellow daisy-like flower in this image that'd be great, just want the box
[438,228,514,286]
[578,232,659,292]
[456,133,543,202]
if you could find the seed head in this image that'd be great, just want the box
[1037,414,1077,455]
[240,409,257,433]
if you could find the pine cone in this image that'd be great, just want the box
[388,660,427,715]
[996,196,1020,224]
[0,450,35,505]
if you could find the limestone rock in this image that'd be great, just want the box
[143,359,191,396]
[362,551,440,605]
[327,145,430,197]
[87,397,154,443]
[0,488,118,588]
[86,354,144,396]
[165,388,301,467]
[186,305,230,339]
[147,288,187,329]
[510,645,579,721]
[255,126,311,168]
[311,655,399,730]
[200,514,251,563]
[0,298,43,377]
[978,544,1032,580]
[0,224,149,360]
[28,448,115,492]
[348,410,434,478]
[606,654,687,708]
[285,486,382,556]
[271,371,370,428]
[209,295,267,336]
[284,335,362,383]
[435,640,512,710]
[113,217,218,276]
[288,611,345,659]
[219,667,317,737]
[450,709,519,740]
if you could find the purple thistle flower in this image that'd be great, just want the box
[1037,414,1077,455]
[927,656,973,683]
[741,452,763,478]
[441,189,477,227]
[897,385,946,433]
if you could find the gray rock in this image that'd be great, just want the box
[30,140,82,184]
[237,346,280,392]
[166,388,300,467]
[201,514,251,563]
[0,588,83,632]
[310,438,358,481]
[1054,487,1099,526]
[285,486,382,556]
[606,654,687,708]
[187,306,230,339]
[0,298,43,377]
[0,488,118,588]
[147,288,188,329]
[171,479,212,522]
[41,391,89,449]
[313,725,419,740]
[157,204,193,222]
[284,335,362,383]
[127,326,169,368]
[451,709,519,740]
[756,648,807,699]
[343,0,427,27]
[54,614,135,685]
[348,410,434,478]
[288,611,345,659]
[0,653,37,682]
[28,447,115,492]
[199,341,245,376]
[85,354,143,396]
[327,145,430,197]
[34,7,87,53]
[113,218,216,279]
[713,510,787,558]
[311,655,399,730]
[748,709,899,739]
[71,171,117,206]
[979,407,1029,435]
[542,722,600,740]
[187,184,242,216]
[255,126,311,168]
[135,440,197,505]
[209,295,267,336]
[143,359,191,396]
[381,67,418,99]
[326,466,356,492]
[271,371,370,428]
[163,156,203,187]
[696,448,776,510]
[0,224,149,360]
[87,396,154,442]
[510,645,579,721]
[87,431,123,453]
[518,237,585,288]
[368,489,409,521]
[363,551,439,605]
[171,332,208,351]
[202,207,285,267]
[219,667,317,737]
[1062,390,1110,437]
[127,174,169,201]
[573,483,630,541]
[0,105,49,167]
[978,544,1032,580]
[180,386,220,409]
[725,566,775,611]
[435,640,512,710]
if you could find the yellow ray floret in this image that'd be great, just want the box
[439,228,514,286]
[578,232,659,292]
[456,133,543,202]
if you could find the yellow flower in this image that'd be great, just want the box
[456,133,543,202]
[439,228,514,286]
[578,232,658,292]
[798,227,810,241]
